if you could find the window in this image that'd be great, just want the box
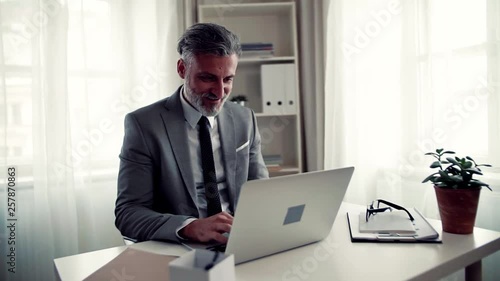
[418,0,497,165]
[0,0,127,182]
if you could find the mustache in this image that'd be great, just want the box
[201,92,228,100]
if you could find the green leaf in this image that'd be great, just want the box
[445,165,461,175]
[464,168,483,175]
[449,175,463,182]
[469,179,492,190]
[463,161,473,169]
[430,161,442,169]
[422,175,434,183]
[446,157,460,165]
[422,173,438,183]
[425,149,492,190]
[471,179,489,186]
[438,170,452,180]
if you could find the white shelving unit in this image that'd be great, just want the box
[198,1,302,177]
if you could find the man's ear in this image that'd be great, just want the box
[177,59,186,79]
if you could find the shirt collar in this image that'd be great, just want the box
[180,85,215,129]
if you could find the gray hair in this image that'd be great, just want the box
[177,23,242,64]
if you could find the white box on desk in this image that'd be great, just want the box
[169,249,235,281]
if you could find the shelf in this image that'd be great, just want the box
[267,166,300,176]
[198,1,301,178]
[198,2,296,58]
[239,56,295,64]
[255,113,297,118]
[199,3,293,18]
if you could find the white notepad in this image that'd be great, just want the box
[358,210,416,234]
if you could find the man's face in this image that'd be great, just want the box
[177,53,238,116]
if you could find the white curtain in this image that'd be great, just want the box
[324,0,500,280]
[0,0,183,280]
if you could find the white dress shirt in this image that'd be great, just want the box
[181,88,229,218]
[175,87,233,238]
[179,87,231,217]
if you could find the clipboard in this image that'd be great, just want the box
[346,208,441,243]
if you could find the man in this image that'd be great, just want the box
[115,23,269,244]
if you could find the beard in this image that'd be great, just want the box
[184,83,229,117]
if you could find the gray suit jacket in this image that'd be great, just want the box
[115,87,269,243]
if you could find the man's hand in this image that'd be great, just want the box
[180,212,233,243]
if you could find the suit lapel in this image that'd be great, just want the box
[217,105,237,210]
[160,89,197,204]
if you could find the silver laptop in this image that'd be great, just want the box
[184,167,355,264]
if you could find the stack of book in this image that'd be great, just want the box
[241,43,274,58]
[264,154,283,172]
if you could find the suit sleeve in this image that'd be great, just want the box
[247,111,269,180]
[114,113,191,243]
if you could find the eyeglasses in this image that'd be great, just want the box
[366,199,415,222]
[204,251,220,270]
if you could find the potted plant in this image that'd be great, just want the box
[422,148,492,234]
[230,95,248,106]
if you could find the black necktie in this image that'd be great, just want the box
[198,116,222,216]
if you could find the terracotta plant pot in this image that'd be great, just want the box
[434,186,481,234]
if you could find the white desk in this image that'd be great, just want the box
[54,203,500,281]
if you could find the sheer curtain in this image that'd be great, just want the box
[324,0,500,279]
[0,0,183,280]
